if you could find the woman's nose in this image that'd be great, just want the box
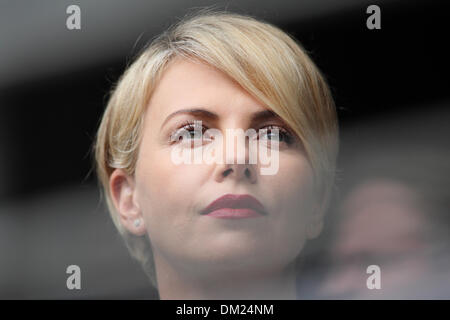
[223,162,256,182]
[215,161,257,184]
[213,130,258,184]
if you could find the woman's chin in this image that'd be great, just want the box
[183,241,291,276]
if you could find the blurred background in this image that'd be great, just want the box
[0,0,449,299]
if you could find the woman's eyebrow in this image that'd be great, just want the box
[161,107,279,129]
[161,108,219,129]
[249,109,279,125]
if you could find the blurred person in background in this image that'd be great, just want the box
[315,147,450,299]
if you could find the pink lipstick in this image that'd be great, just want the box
[201,194,268,219]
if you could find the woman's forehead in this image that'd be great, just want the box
[146,58,270,123]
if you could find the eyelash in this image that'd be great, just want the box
[260,125,294,144]
[169,120,295,145]
[169,120,208,143]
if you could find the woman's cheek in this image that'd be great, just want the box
[278,156,316,217]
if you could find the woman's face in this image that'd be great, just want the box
[117,58,320,279]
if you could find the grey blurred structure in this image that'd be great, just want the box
[0,0,391,88]
[0,184,156,299]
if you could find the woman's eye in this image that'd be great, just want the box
[170,120,211,145]
[183,125,204,139]
[258,125,293,145]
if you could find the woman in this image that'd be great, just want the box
[93,9,339,299]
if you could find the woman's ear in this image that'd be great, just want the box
[109,168,146,236]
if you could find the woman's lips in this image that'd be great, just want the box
[204,208,261,219]
[201,194,268,219]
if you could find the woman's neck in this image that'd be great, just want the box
[153,253,297,299]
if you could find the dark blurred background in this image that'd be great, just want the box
[0,0,449,299]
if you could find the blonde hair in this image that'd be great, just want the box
[93,9,339,289]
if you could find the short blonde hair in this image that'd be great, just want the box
[93,9,339,289]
